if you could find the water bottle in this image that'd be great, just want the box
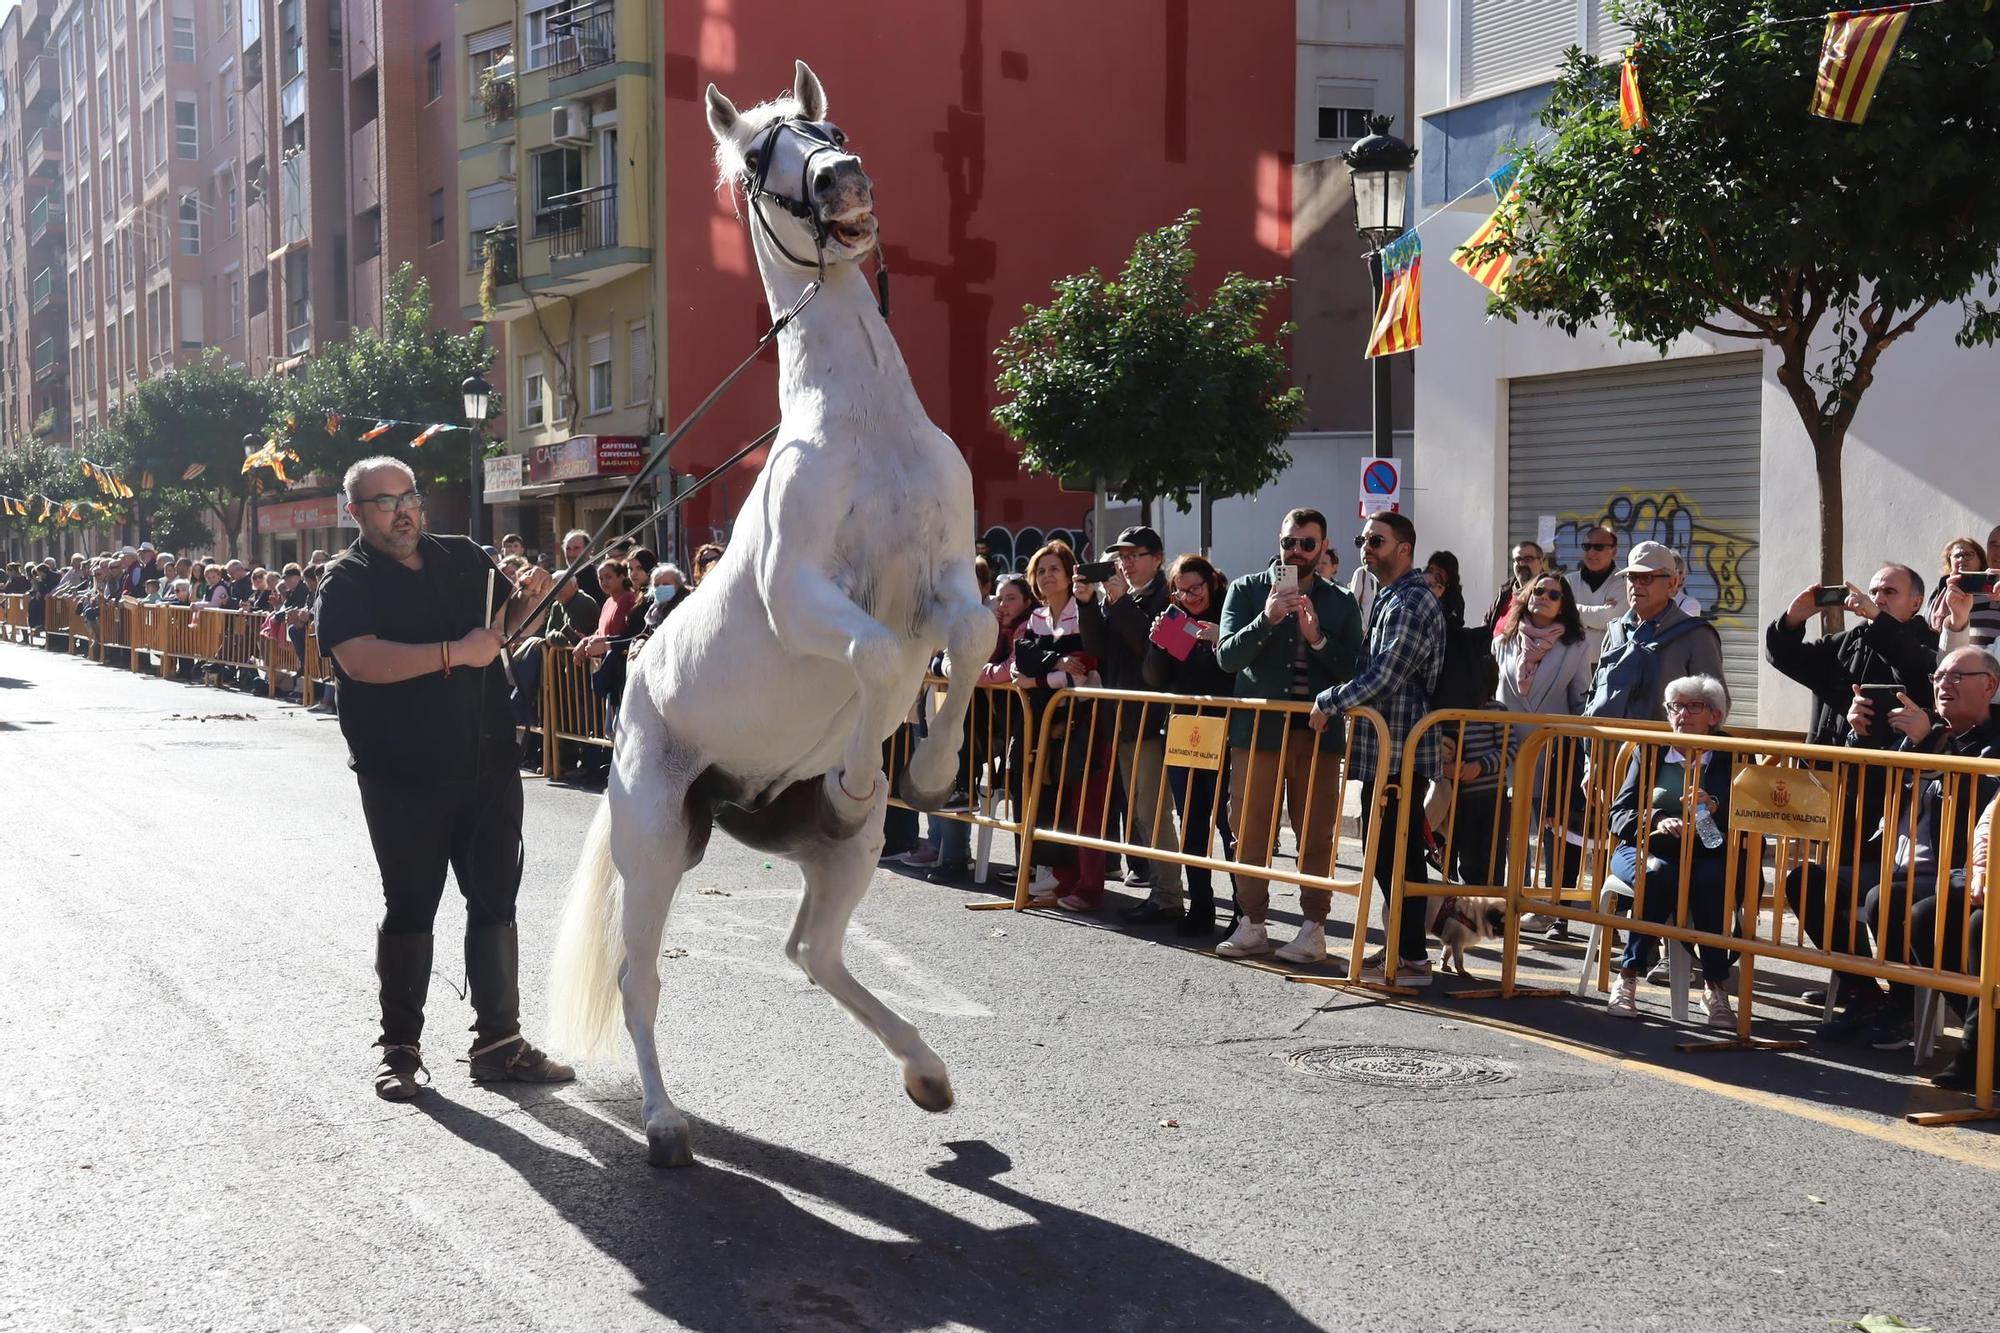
[1693,800,1724,850]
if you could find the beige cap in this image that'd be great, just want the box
[1617,540,1680,577]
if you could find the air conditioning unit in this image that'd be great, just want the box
[551,102,590,145]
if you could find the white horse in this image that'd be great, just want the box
[547,61,996,1167]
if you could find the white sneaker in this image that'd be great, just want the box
[1214,920,1271,958]
[1024,868,1059,899]
[1524,913,1558,932]
[1647,961,1671,986]
[1360,956,1433,988]
[1273,921,1328,964]
[1702,982,1737,1030]
[1607,972,1640,1018]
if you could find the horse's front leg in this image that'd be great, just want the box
[903,577,996,810]
[761,563,901,825]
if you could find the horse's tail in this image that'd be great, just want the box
[547,802,626,1060]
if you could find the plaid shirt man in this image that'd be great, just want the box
[1318,568,1446,782]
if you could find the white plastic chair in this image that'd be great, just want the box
[1577,876,1694,1023]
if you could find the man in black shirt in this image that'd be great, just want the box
[316,456,573,1100]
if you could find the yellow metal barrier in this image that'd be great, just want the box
[1010,686,1392,967]
[543,642,612,773]
[0,592,27,641]
[884,676,1039,894]
[1493,719,1998,1121]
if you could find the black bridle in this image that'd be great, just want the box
[740,116,890,317]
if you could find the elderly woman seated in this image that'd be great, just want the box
[1605,673,1740,1028]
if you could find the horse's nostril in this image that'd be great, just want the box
[813,165,838,195]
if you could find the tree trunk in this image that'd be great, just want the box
[1813,424,1846,632]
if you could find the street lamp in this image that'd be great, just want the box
[1342,115,1418,461]
[461,373,492,543]
[243,434,262,560]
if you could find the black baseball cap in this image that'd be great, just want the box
[1107,526,1163,554]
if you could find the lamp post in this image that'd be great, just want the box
[1342,115,1417,460]
[461,373,493,543]
[243,434,262,561]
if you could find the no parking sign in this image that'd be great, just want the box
[1358,457,1401,519]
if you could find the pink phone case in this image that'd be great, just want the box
[1151,612,1201,661]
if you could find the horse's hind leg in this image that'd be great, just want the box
[608,749,703,1167]
[786,789,954,1112]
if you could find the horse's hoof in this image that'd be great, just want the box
[647,1123,696,1168]
[905,1071,955,1113]
[896,768,951,813]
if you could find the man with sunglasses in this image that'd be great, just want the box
[1481,540,1547,637]
[1308,510,1447,984]
[316,456,573,1101]
[1565,526,1627,670]
[1213,508,1362,961]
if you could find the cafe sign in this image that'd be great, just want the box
[526,435,646,484]
[1729,764,1832,840]
[258,495,344,533]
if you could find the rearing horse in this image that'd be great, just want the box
[546,61,995,1168]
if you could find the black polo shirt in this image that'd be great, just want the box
[315,533,518,785]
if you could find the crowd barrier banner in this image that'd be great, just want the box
[1495,719,1997,1120]
[1009,686,1392,975]
[0,593,27,641]
[883,676,1039,894]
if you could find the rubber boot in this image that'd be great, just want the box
[374,931,433,1101]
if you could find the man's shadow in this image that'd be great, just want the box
[420,1094,1315,1331]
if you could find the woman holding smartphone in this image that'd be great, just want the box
[1143,554,1235,937]
[1935,528,2000,651]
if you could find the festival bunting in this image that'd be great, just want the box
[1811,6,1913,124]
[359,420,395,442]
[241,439,301,484]
[1364,231,1423,359]
[1451,187,1521,295]
[181,462,207,482]
[1618,47,1648,149]
[409,423,449,448]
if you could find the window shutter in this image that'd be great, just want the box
[1459,0,1578,101]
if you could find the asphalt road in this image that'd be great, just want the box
[4,641,1998,1333]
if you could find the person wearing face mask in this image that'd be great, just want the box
[641,563,686,633]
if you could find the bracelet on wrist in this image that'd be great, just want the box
[441,640,453,676]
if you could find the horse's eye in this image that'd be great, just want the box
[742,150,762,176]
[829,126,846,146]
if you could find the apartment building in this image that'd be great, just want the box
[0,0,73,449]
[456,0,658,551]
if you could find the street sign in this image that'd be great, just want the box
[1358,457,1401,519]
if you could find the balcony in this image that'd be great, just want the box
[27,126,61,177]
[540,184,616,260]
[286,311,312,356]
[22,53,57,110]
[281,74,306,127]
[28,196,64,246]
[348,0,376,76]
[31,268,55,313]
[350,125,379,214]
[480,67,516,125]
[549,2,616,81]
[33,338,61,381]
[279,152,310,247]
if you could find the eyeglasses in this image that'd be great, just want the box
[1664,700,1713,715]
[355,492,425,515]
[1530,585,1564,600]
[1932,670,1995,686]
[1279,536,1319,552]
[1582,541,1616,552]
[1354,533,1389,550]
[1624,570,1662,585]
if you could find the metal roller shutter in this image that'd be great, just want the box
[1459,0,1577,101]
[1506,353,1763,721]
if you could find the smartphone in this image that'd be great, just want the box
[1078,560,1117,583]
[1274,564,1300,595]
[1956,571,1996,596]
[1814,585,1849,608]
[1857,682,1907,743]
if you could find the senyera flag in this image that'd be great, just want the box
[1811,5,1913,124]
[1364,231,1422,359]
[1452,187,1521,295]
[1619,47,1648,150]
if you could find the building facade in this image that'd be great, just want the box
[1409,0,2000,726]
[456,0,658,554]
[0,0,74,450]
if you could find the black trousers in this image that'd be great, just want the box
[1363,784,1430,960]
[357,766,524,935]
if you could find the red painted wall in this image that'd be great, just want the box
[661,0,1293,554]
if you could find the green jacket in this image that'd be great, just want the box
[1216,563,1362,750]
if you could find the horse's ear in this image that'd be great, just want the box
[794,59,827,121]
[705,84,740,140]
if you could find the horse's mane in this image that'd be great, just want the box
[713,93,806,186]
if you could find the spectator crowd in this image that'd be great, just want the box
[10,512,1999,1093]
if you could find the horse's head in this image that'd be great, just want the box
[707,60,877,270]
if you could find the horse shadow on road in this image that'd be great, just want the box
[420,1094,1315,1331]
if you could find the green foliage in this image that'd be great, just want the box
[0,436,90,538]
[992,210,1305,512]
[279,265,495,491]
[96,350,282,542]
[1469,0,2000,579]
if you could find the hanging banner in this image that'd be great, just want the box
[1451,188,1520,295]
[1363,231,1422,360]
[1811,6,1912,124]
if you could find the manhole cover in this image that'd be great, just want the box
[1286,1044,1513,1089]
